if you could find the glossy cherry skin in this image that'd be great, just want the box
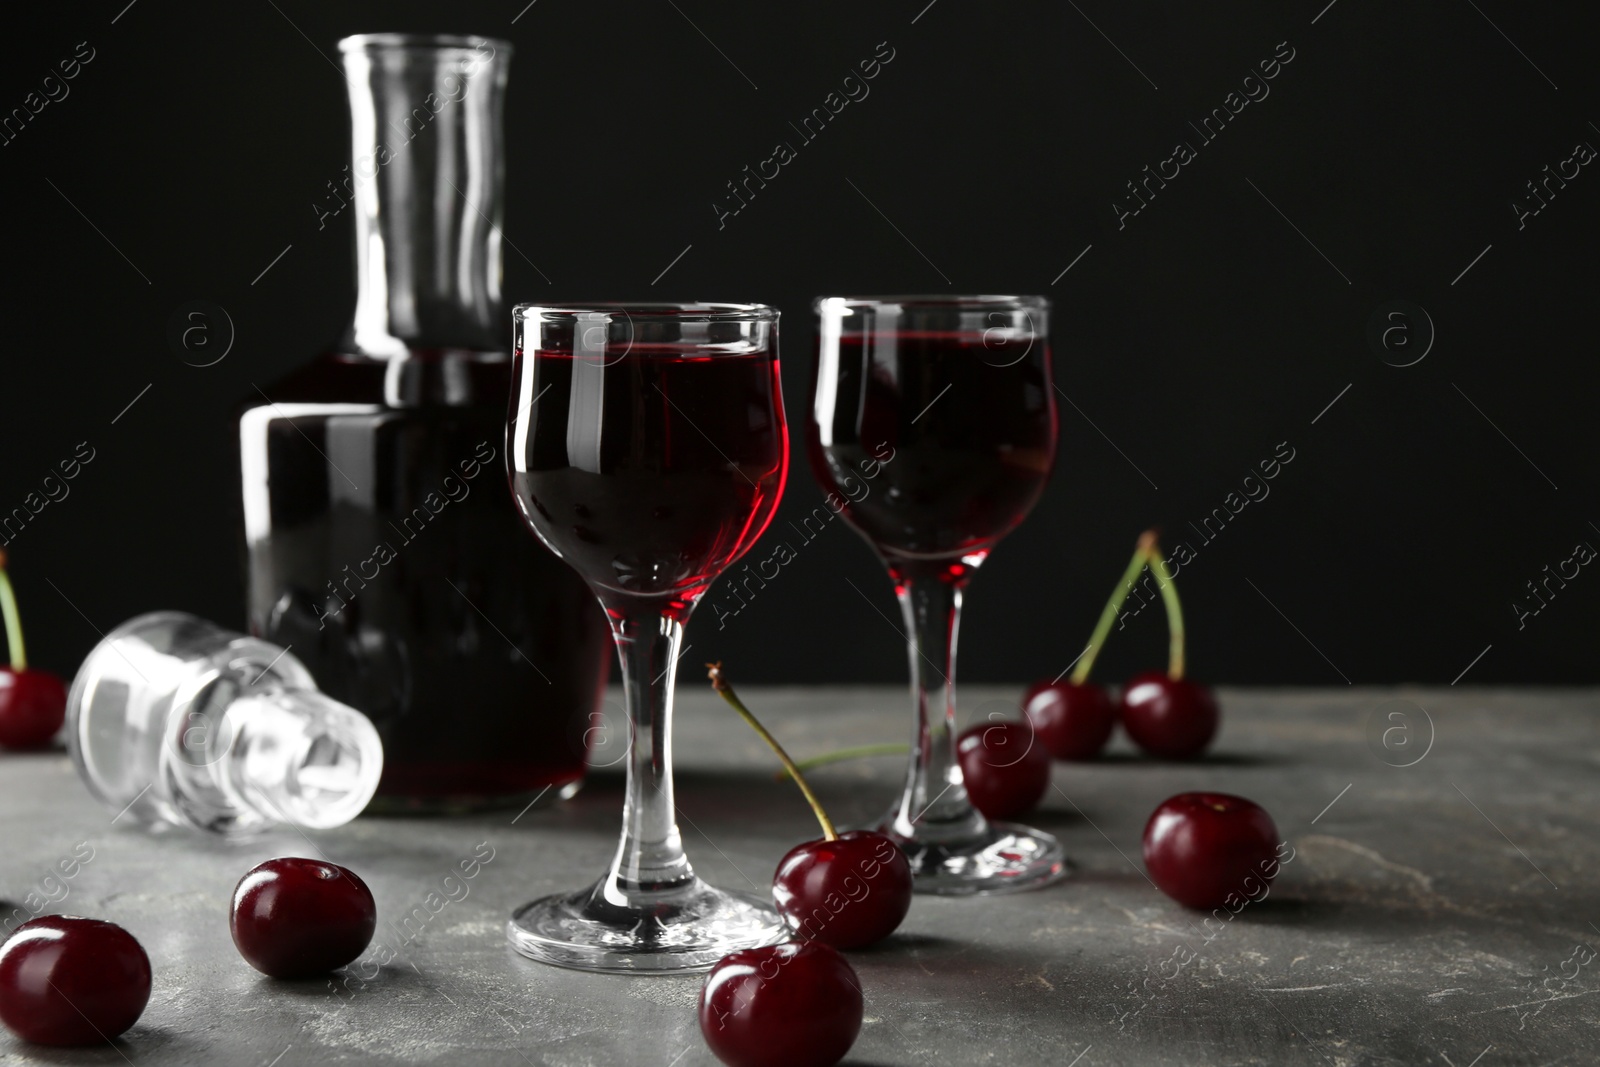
[0,668,67,749]
[772,830,912,950]
[698,940,863,1067]
[0,916,151,1045]
[1119,672,1219,759]
[1022,679,1116,760]
[956,719,1051,821]
[1143,792,1280,910]
[230,858,376,978]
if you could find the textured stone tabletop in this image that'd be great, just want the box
[1,686,1596,1066]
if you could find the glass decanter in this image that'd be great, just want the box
[234,34,610,813]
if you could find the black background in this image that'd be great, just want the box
[2,1,1596,687]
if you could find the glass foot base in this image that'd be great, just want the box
[884,820,1070,896]
[507,876,787,973]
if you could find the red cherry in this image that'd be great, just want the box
[230,858,376,978]
[1022,679,1115,760]
[0,668,67,749]
[772,830,912,950]
[698,940,863,1067]
[956,720,1050,821]
[1119,672,1219,759]
[0,916,151,1045]
[1143,792,1280,910]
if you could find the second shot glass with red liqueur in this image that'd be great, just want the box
[808,295,1067,895]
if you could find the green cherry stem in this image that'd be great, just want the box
[1070,530,1158,685]
[1142,535,1186,680]
[774,743,909,782]
[0,549,27,671]
[708,662,837,841]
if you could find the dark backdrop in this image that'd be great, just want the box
[2,1,1596,687]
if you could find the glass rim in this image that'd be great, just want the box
[513,302,778,323]
[814,294,1049,313]
[337,33,512,54]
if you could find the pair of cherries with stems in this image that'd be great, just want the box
[1025,529,1219,762]
[948,529,1219,823]
[0,550,68,749]
[1023,534,1282,914]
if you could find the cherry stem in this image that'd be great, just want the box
[1070,532,1156,685]
[774,743,908,782]
[0,550,26,672]
[707,662,837,841]
[1142,534,1186,680]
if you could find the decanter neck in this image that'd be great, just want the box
[337,35,513,358]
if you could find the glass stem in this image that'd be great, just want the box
[603,609,694,896]
[888,568,987,841]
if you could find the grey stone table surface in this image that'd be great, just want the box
[2,686,1597,1066]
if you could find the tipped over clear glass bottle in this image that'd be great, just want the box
[67,613,383,835]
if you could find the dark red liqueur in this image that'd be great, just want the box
[806,330,1056,561]
[237,350,612,809]
[508,347,788,611]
